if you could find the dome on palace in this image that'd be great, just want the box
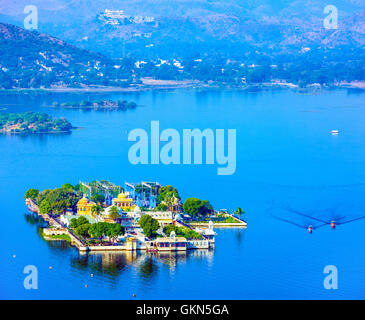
[78,197,89,205]
[117,192,127,199]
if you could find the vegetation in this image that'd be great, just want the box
[36,187,82,215]
[154,203,168,211]
[183,198,213,218]
[70,216,91,237]
[70,216,125,240]
[62,183,74,190]
[91,194,105,204]
[234,207,245,220]
[163,224,203,240]
[45,234,71,242]
[138,215,160,238]
[91,205,103,217]
[89,222,125,241]
[0,21,364,89]
[52,100,137,111]
[24,188,39,200]
[158,185,180,204]
[0,112,72,134]
[108,206,120,220]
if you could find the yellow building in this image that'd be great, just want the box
[112,192,135,211]
[77,197,96,215]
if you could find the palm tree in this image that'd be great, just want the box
[164,191,175,213]
[108,206,120,221]
[91,205,102,217]
[234,207,245,220]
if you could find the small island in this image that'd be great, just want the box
[0,112,73,135]
[51,99,138,111]
[25,180,247,252]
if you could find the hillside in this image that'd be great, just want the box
[1,0,364,59]
[0,23,132,89]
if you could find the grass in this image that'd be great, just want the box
[45,234,71,242]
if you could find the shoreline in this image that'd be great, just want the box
[0,81,364,94]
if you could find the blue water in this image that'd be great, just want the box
[1,88,365,299]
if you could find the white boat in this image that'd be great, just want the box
[330,130,339,134]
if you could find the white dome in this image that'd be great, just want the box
[133,205,141,213]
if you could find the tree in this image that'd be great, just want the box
[108,206,120,220]
[51,199,69,215]
[157,185,180,204]
[184,229,203,240]
[89,222,108,240]
[70,216,90,229]
[155,203,168,211]
[163,191,176,212]
[91,194,105,204]
[138,215,160,238]
[24,188,39,200]
[36,188,80,213]
[91,205,102,217]
[62,183,74,190]
[163,224,177,236]
[234,207,245,220]
[183,198,213,218]
[75,223,90,238]
[39,199,52,214]
[106,223,124,240]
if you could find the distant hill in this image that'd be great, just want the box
[0,23,132,89]
[0,0,364,59]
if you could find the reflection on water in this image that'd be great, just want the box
[25,212,216,284]
[236,228,246,247]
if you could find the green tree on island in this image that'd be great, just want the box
[70,216,90,229]
[75,223,90,238]
[138,215,160,238]
[89,222,124,241]
[108,206,120,220]
[163,224,203,239]
[183,198,213,218]
[24,188,39,200]
[36,188,81,213]
[163,191,176,212]
[91,194,105,205]
[62,183,74,190]
[155,203,168,211]
[39,199,52,214]
[234,207,245,220]
[106,223,125,241]
[157,185,180,204]
[91,204,102,217]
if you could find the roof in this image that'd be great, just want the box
[155,237,187,243]
[77,197,96,207]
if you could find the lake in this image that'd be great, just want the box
[1,88,365,299]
